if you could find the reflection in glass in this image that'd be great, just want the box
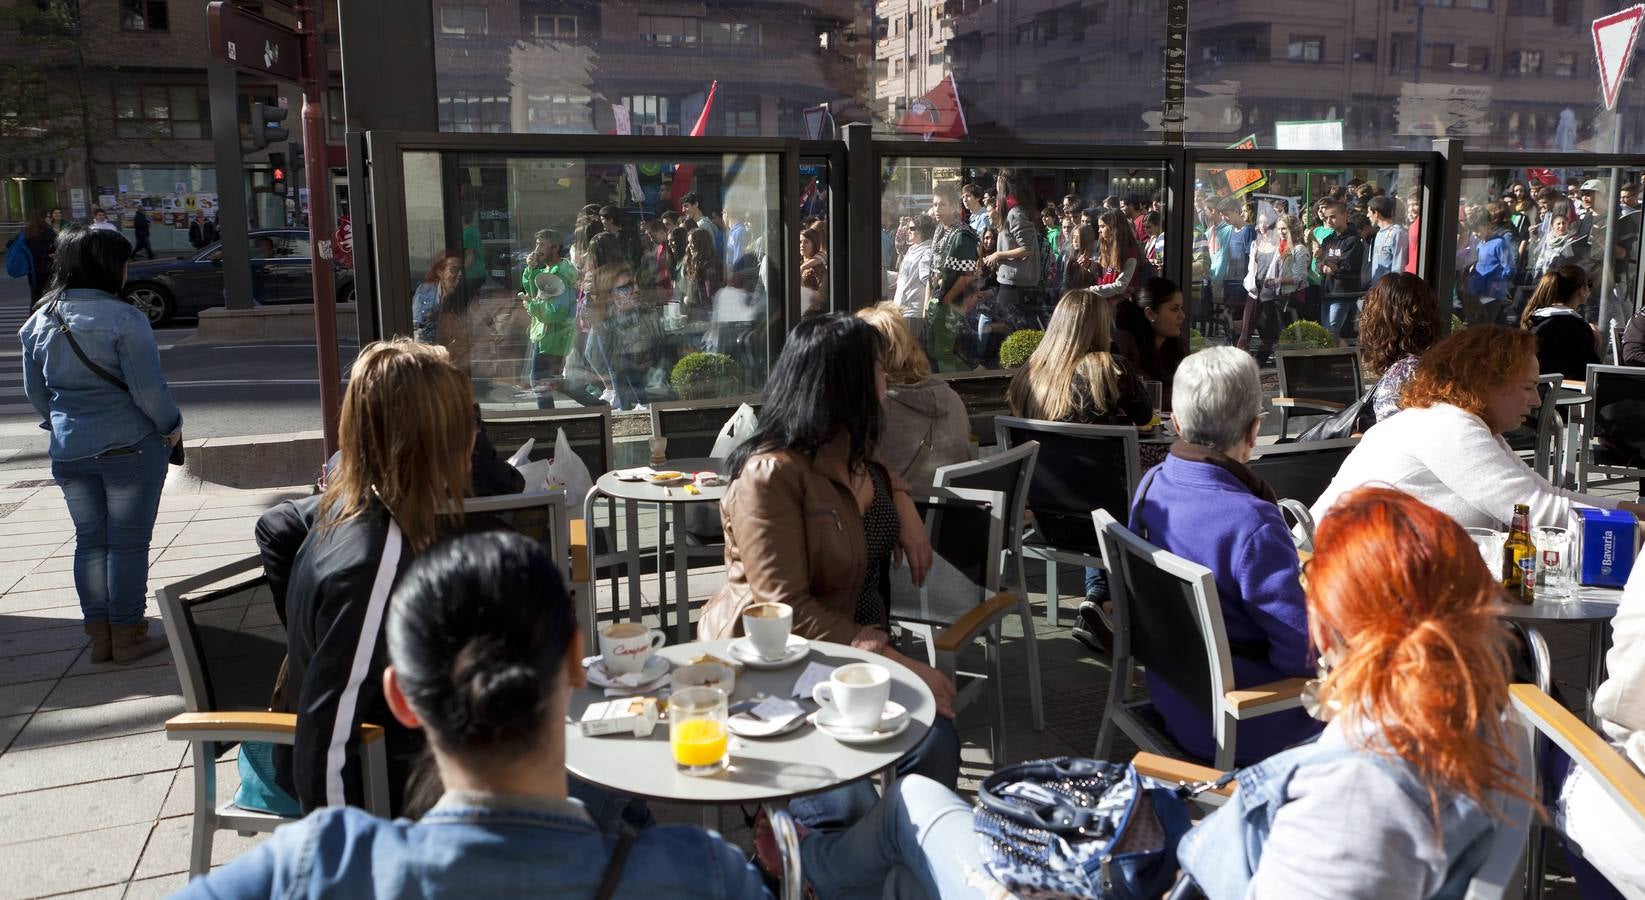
[401,151,781,412]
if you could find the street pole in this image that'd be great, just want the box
[206,61,255,310]
[296,0,340,457]
[1598,112,1623,341]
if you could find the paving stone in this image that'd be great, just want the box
[0,680,52,718]
[0,623,88,658]
[0,729,186,795]
[41,664,181,712]
[0,587,81,614]
[0,771,173,846]
[122,872,190,899]
[0,714,26,753]
[132,814,266,881]
[0,821,151,900]
[10,570,80,593]
[155,540,260,563]
[160,758,240,821]
[0,648,77,687]
[0,529,74,548]
[11,695,184,752]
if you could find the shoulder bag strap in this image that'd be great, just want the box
[593,827,638,900]
[46,299,130,392]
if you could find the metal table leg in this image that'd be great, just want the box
[624,498,642,623]
[673,506,692,643]
[1587,619,1611,727]
[656,504,670,634]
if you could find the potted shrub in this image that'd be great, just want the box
[998,329,1044,368]
[1450,314,1466,334]
[1277,320,1335,351]
[670,352,743,400]
[1187,327,1206,354]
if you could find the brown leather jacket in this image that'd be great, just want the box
[698,437,911,644]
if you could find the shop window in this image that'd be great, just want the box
[1466,47,1491,72]
[639,14,700,46]
[1508,0,1546,13]
[439,6,486,35]
[526,93,592,132]
[120,0,167,31]
[437,91,509,133]
[1556,51,1576,76]
[534,15,576,41]
[1287,36,1323,62]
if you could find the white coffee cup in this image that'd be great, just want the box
[741,602,793,661]
[812,662,892,732]
[598,622,665,675]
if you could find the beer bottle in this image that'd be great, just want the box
[1501,504,1536,603]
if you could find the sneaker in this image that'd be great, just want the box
[1071,599,1113,655]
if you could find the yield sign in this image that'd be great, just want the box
[1594,4,1645,112]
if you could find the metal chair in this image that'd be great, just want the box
[159,557,390,877]
[463,489,572,583]
[1273,348,1364,440]
[1505,374,1565,482]
[1276,499,1317,552]
[932,442,1044,732]
[1574,364,1645,493]
[1092,510,1308,770]
[1247,437,1359,509]
[995,416,1140,629]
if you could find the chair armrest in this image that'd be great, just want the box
[1510,684,1645,828]
[1272,397,1347,413]
[569,518,590,583]
[1225,677,1311,717]
[1132,752,1235,797]
[166,712,384,745]
[934,593,1021,654]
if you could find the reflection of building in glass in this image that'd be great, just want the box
[432,1,875,137]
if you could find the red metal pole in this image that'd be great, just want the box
[297,0,340,458]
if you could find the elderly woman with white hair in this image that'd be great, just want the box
[1128,346,1320,765]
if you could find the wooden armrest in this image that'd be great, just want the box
[166,712,384,744]
[1562,379,1587,392]
[934,593,1021,654]
[1296,548,1313,565]
[1510,684,1645,825]
[569,519,590,583]
[1225,677,1310,712]
[1132,751,1235,797]
[1272,397,1347,413]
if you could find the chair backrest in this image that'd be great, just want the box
[1585,363,1645,474]
[461,491,571,579]
[648,394,764,460]
[481,405,614,478]
[1529,374,1562,476]
[1093,509,1231,720]
[944,371,1014,446]
[886,487,1005,622]
[933,441,1037,557]
[156,556,287,716]
[1247,438,1358,508]
[1611,320,1624,366]
[996,416,1139,555]
[1276,348,1364,408]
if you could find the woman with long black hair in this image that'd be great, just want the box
[1113,276,1189,409]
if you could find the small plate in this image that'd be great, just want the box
[810,701,912,744]
[585,654,670,690]
[726,699,809,738]
[727,635,811,669]
[647,471,688,485]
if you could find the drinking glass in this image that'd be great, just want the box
[669,686,729,776]
[1465,528,1506,577]
[1535,526,1572,601]
[1143,380,1164,411]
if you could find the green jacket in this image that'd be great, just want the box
[522,259,579,356]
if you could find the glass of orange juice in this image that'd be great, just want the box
[669,686,729,776]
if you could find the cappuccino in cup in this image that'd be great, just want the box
[598,622,665,675]
[741,602,793,660]
[812,662,891,731]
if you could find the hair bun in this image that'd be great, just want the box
[457,651,547,746]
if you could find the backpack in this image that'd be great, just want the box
[6,231,33,279]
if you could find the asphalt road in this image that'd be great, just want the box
[0,276,355,472]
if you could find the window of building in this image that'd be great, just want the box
[1430,0,1453,6]
[1389,33,1412,70]
[1427,42,1455,69]
[534,15,576,40]
[724,96,759,136]
[439,6,487,36]
[1287,36,1323,62]
[1552,0,1577,25]
[892,57,903,77]
[639,14,700,46]
[327,85,344,143]
[1556,50,1577,76]
[1507,49,1543,74]
[1508,0,1546,13]
[114,84,207,139]
[1467,46,1491,72]
[1128,0,1149,13]
[703,22,760,47]
[1016,74,1037,94]
[621,94,674,129]
[120,0,167,31]
[892,16,902,36]
[20,0,79,36]
[1468,0,1491,9]
[1353,38,1377,62]
[525,93,591,131]
[437,91,509,133]
[928,50,942,66]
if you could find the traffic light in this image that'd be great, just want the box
[270,152,287,195]
[250,101,288,150]
[287,140,304,175]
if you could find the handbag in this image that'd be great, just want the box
[973,757,1198,899]
[46,297,184,465]
[6,231,33,278]
[1295,372,1381,443]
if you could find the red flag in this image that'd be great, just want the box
[689,80,718,137]
[896,74,967,140]
[670,82,720,209]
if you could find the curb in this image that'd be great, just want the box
[166,431,325,492]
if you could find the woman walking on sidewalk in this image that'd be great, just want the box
[17,226,182,664]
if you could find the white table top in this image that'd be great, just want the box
[1497,585,1622,622]
[595,457,727,505]
[564,639,936,804]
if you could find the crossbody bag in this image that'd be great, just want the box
[46,297,182,466]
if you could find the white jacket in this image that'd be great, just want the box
[1596,565,1645,770]
[1311,403,1619,530]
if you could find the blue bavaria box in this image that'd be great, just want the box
[1575,507,1639,588]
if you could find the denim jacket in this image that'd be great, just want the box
[178,790,772,899]
[18,288,181,462]
[1177,719,1497,900]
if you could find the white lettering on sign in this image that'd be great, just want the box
[317,240,332,261]
[227,40,237,61]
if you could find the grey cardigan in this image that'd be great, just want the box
[879,378,971,485]
[994,205,1041,287]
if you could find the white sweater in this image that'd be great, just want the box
[1310,403,1619,530]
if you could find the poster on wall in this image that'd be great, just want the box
[69,188,86,218]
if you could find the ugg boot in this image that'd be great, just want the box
[83,621,112,664]
[111,622,167,664]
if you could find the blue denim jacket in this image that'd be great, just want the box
[178,791,772,899]
[1177,720,1497,899]
[18,288,182,462]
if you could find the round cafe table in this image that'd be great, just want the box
[587,457,726,643]
[1496,586,1621,725]
[564,639,936,806]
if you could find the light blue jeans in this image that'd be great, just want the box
[801,775,985,900]
[52,432,169,625]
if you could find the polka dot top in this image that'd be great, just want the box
[854,465,898,630]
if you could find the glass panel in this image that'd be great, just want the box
[880,157,1169,373]
[1190,160,1427,356]
[1187,0,1645,153]
[1454,166,1643,334]
[401,149,783,412]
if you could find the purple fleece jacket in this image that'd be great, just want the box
[1128,454,1321,765]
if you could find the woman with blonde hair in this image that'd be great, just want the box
[279,338,477,815]
[856,303,970,484]
[1007,290,1152,427]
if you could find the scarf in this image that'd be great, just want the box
[1168,440,1279,504]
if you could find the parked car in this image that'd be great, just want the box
[122,229,355,326]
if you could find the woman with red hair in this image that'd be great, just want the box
[1179,487,1531,896]
[1313,324,1645,529]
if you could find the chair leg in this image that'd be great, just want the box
[1043,557,1059,629]
[655,504,670,634]
[189,741,216,878]
[902,622,937,666]
[1213,710,1237,771]
[1095,658,1128,760]
[1016,597,1044,732]
[989,626,1007,764]
[1525,824,1547,900]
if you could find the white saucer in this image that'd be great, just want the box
[727,635,811,669]
[809,701,912,744]
[585,654,670,690]
[725,700,808,739]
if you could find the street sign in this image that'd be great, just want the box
[206,1,303,83]
[1594,4,1645,112]
[333,215,353,269]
